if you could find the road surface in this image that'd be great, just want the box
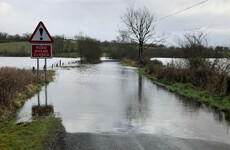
[65,133,230,150]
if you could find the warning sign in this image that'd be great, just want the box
[31,44,52,58]
[29,21,54,43]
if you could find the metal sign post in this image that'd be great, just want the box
[37,58,39,81]
[45,85,47,106]
[45,58,47,82]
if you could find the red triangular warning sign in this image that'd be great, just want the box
[29,21,54,43]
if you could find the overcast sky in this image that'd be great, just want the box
[0,0,229,46]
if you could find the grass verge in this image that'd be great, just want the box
[0,116,64,150]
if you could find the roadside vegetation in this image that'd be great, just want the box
[0,67,62,149]
[0,67,54,122]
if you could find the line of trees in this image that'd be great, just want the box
[0,30,229,60]
[0,32,31,43]
[52,35,77,54]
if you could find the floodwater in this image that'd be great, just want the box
[0,57,79,69]
[16,61,230,145]
[0,56,111,69]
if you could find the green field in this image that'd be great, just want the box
[0,42,30,56]
[0,41,79,57]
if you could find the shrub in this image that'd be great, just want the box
[153,63,229,95]
[144,59,163,74]
[79,37,101,64]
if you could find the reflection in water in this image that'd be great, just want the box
[32,85,54,118]
[138,75,142,102]
[125,75,150,125]
[37,91,40,106]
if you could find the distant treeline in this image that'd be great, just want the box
[0,32,229,59]
[0,32,31,43]
[0,33,78,57]
[101,41,230,59]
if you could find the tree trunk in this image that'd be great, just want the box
[79,41,82,63]
[139,41,143,62]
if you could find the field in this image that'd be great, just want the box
[0,42,30,56]
[0,41,79,57]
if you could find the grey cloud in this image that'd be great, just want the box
[0,0,229,46]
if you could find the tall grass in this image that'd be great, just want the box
[0,67,44,122]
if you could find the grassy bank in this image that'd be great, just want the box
[0,67,61,149]
[0,68,55,122]
[122,59,230,114]
[0,116,64,150]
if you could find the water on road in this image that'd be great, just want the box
[17,62,230,145]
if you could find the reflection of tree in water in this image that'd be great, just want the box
[125,75,150,125]
[32,85,54,118]
[213,110,230,134]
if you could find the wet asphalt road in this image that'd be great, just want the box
[65,133,230,150]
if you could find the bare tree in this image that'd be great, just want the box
[121,6,163,61]
[178,29,209,68]
[117,30,130,43]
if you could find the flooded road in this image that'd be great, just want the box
[17,62,230,145]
